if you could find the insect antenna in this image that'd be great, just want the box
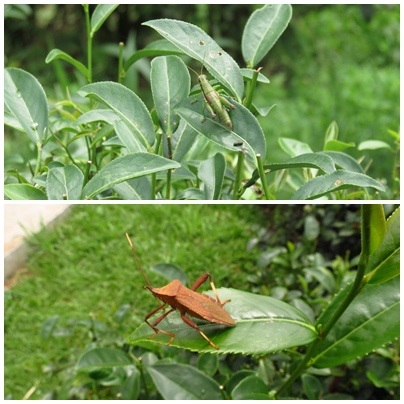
[126,233,153,289]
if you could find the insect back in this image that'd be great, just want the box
[188,62,236,130]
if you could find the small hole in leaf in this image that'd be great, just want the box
[198,40,205,46]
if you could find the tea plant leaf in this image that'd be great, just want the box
[123,39,184,73]
[129,288,317,354]
[170,120,199,162]
[312,276,399,368]
[366,207,400,285]
[4,183,47,200]
[120,367,140,399]
[244,152,336,189]
[278,137,313,157]
[46,165,84,200]
[45,49,89,80]
[151,56,190,135]
[77,347,132,370]
[358,140,392,151]
[113,120,147,153]
[323,151,364,173]
[4,67,49,145]
[90,4,119,36]
[232,375,269,399]
[81,153,180,199]
[292,170,385,199]
[148,363,223,400]
[176,97,266,166]
[78,82,155,149]
[113,177,151,200]
[323,140,355,152]
[365,204,387,256]
[242,4,293,67]
[74,109,120,125]
[198,153,226,200]
[143,19,244,101]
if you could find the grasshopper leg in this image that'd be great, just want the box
[219,96,236,110]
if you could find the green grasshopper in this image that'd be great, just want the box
[189,64,236,130]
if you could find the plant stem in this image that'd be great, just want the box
[165,135,173,199]
[83,5,92,83]
[275,205,373,397]
[233,150,245,199]
[256,153,272,200]
[34,142,43,177]
[245,67,262,110]
[118,42,124,83]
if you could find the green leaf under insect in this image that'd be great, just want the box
[128,288,317,354]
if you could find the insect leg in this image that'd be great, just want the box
[205,102,217,120]
[180,313,219,349]
[145,304,176,344]
[190,274,231,307]
[219,96,236,110]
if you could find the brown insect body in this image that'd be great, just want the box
[148,279,235,325]
[126,234,235,349]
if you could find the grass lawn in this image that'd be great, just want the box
[4,204,264,399]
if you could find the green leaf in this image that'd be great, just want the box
[150,56,190,134]
[323,151,364,173]
[244,152,336,189]
[90,4,119,36]
[123,39,184,73]
[324,140,355,152]
[302,374,322,400]
[365,204,387,255]
[143,19,244,101]
[128,288,317,354]
[278,137,313,157]
[120,367,140,400]
[4,67,49,145]
[78,82,155,149]
[176,188,206,200]
[197,353,219,377]
[313,276,399,368]
[149,263,189,286]
[4,183,48,200]
[242,4,293,67]
[45,49,89,80]
[358,140,392,151]
[77,347,132,370]
[198,153,226,200]
[292,170,385,200]
[147,362,223,399]
[323,121,339,145]
[366,207,400,285]
[75,109,120,125]
[46,165,84,200]
[232,375,269,399]
[113,177,151,200]
[81,153,180,199]
[170,120,199,162]
[113,120,147,153]
[176,97,266,166]
[41,315,60,339]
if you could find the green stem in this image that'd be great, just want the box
[276,205,371,397]
[233,150,245,200]
[256,153,272,200]
[245,67,262,110]
[83,5,92,83]
[34,142,43,177]
[165,135,173,199]
[118,42,124,83]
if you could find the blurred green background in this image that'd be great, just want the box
[5,4,399,189]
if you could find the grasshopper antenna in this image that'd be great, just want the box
[126,233,153,289]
